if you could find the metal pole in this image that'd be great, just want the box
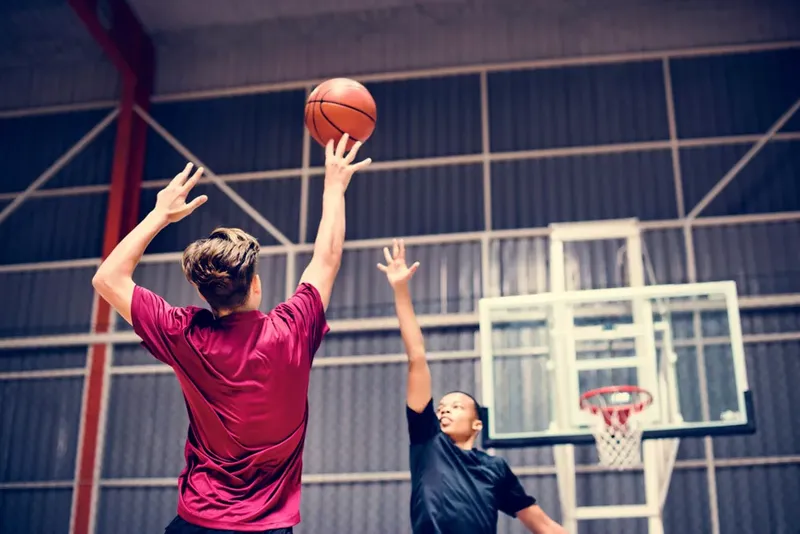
[687,97,800,220]
[134,105,295,248]
[0,109,119,227]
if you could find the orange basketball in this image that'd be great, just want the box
[304,78,377,150]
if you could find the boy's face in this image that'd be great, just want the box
[436,392,482,441]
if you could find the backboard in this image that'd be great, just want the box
[479,281,755,447]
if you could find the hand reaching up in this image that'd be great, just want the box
[377,239,420,289]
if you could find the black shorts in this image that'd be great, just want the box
[164,515,293,534]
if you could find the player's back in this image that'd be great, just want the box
[131,282,329,530]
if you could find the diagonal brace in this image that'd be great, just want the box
[687,97,800,220]
[0,108,119,228]
[134,105,294,247]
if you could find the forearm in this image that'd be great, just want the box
[300,184,347,308]
[394,285,425,361]
[314,183,347,259]
[395,284,432,411]
[95,210,168,281]
[92,210,168,324]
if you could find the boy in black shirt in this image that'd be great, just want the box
[378,240,567,534]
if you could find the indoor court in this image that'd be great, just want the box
[1,1,799,534]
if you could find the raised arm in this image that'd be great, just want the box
[299,134,371,310]
[92,163,207,324]
[377,239,430,412]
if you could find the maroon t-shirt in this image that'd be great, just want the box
[131,282,329,531]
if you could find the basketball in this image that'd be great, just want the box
[304,78,377,150]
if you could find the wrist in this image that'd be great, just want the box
[146,208,171,229]
[323,181,347,195]
[393,283,411,295]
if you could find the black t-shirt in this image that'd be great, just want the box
[407,400,536,534]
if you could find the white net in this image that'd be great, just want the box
[589,408,645,468]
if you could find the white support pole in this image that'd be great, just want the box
[683,223,721,534]
[687,97,800,220]
[0,108,119,227]
[298,85,313,245]
[134,105,295,247]
[662,58,685,218]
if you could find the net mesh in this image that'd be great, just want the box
[582,388,652,469]
[589,407,645,468]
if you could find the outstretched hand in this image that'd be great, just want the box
[324,133,372,190]
[377,239,420,289]
[153,163,208,223]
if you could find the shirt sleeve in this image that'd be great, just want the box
[496,459,537,517]
[131,285,192,365]
[406,399,440,444]
[272,283,330,362]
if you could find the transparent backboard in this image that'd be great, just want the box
[479,281,755,446]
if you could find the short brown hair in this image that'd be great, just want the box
[181,228,260,311]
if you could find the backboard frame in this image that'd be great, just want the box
[478,280,756,449]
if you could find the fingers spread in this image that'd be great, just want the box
[325,139,335,160]
[351,158,372,172]
[383,247,393,264]
[172,162,193,186]
[392,239,399,259]
[376,263,388,273]
[186,195,208,212]
[345,141,362,164]
[409,261,420,274]
[335,133,349,158]
[182,166,205,192]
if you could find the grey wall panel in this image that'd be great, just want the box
[308,75,482,167]
[716,464,800,534]
[0,109,115,193]
[0,487,73,534]
[490,151,677,230]
[0,62,118,110]
[680,140,800,217]
[0,346,86,372]
[305,165,484,241]
[714,341,800,459]
[670,48,800,139]
[643,228,688,285]
[317,327,475,359]
[116,254,287,331]
[96,486,178,534]
[142,92,306,180]
[304,360,476,474]
[739,307,800,336]
[0,377,82,482]
[297,242,481,320]
[102,374,188,479]
[488,62,668,152]
[693,221,800,295]
[0,267,96,337]
[151,1,800,96]
[0,192,107,264]
[140,180,301,251]
[489,236,549,298]
[296,480,411,534]
[663,467,712,534]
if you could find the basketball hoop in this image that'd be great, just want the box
[580,385,653,469]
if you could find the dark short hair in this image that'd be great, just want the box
[181,227,260,311]
[444,390,482,419]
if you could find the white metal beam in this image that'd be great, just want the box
[0,108,118,228]
[134,105,295,247]
[687,97,800,220]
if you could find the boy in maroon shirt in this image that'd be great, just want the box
[92,134,371,533]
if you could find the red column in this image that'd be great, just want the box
[68,1,154,532]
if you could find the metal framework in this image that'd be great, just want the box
[1,39,799,534]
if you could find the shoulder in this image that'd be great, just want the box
[476,451,513,474]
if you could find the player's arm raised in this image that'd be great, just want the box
[92,163,207,325]
[299,134,371,310]
[378,240,430,412]
[516,505,568,534]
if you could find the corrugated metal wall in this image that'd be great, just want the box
[2,45,800,534]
